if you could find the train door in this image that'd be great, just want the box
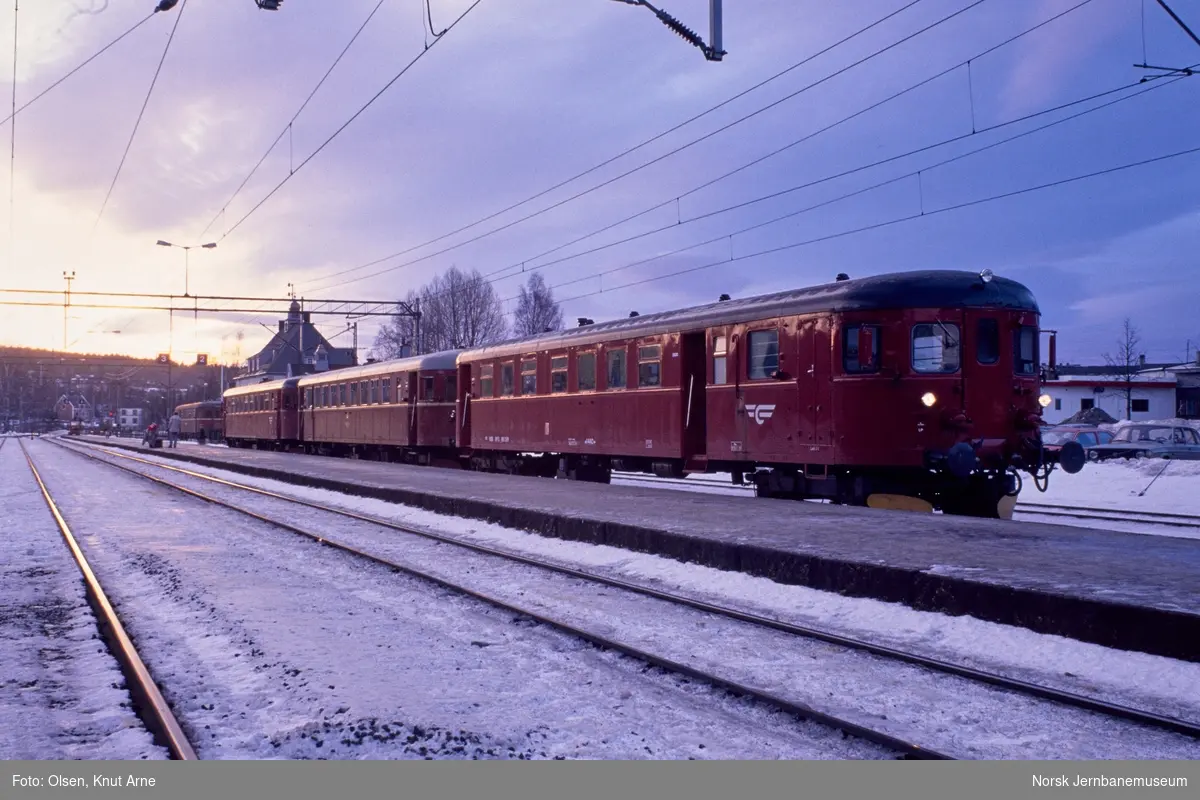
[794,318,818,451]
[456,362,472,448]
[680,331,708,469]
[405,372,419,446]
[737,321,792,460]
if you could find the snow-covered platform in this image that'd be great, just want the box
[80,437,1200,662]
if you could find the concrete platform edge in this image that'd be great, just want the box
[82,438,1200,662]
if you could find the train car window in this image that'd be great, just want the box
[445,374,457,403]
[912,323,961,373]
[350,383,358,406]
[843,325,880,374]
[577,352,596,391]
[371,380,379,404]
[976,319,999,364]
[1013,326,1038,375]
[521,360,537,395]
[712,336,727,385]
[397,375,409,403]
[479,365,494,398]
[551,356,568,393]
[638,346,661,387]
[501,363,515,396]
[607,349,627,390]
[382,378,392,404]
[748,330,780,380]
[360,381,370,404]
[423,376,435,402]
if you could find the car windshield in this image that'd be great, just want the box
[1113,426,1173,443]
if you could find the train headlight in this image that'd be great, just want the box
[1038,393,1052,408]
[979,269,994,284]
[921,392,937,407]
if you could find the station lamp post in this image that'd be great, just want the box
[156,240,216,297]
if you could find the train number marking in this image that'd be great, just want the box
[745,404,776,425]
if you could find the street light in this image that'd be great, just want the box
[156,240,217,296]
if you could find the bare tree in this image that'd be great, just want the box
[1103,317,1142,420]
[513,272,564,337]
[373,289,421,359]
[373,267,506,357]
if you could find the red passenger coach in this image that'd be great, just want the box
[175,400,224,441]
[223,378,300,449]
[297,351,461,462]
[456,270,1083,518]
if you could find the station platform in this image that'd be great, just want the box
[78,437,1200,662]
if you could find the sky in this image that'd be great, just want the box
[0,0,1196,366]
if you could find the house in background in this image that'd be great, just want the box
[1041,362,1178,424]
[234,301,356,387]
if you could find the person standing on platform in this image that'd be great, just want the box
[167,411,182,448]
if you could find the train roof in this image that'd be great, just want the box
[223,377,297,397]
[174,400,223,409]
[296,350,462,388]
[456,270,1038,362]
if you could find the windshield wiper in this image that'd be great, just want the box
[934,318,958,347]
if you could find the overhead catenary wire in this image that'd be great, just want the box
[93,0,188,234]
[518,73,1191,298]
[298,0,933,291]
[310,0,1093,295]
[196,0,392,241]
[550,143,1200,307]
[0,12,155,128]
[474,0,1103,289]
[216,0,486,243]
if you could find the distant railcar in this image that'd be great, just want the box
[296,351,460,463]
[175,400,225,441]
[223,378,300,449]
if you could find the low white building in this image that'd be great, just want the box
[118,407,145,429]
[1041,374,1178,424]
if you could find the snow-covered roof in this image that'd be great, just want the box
[296,350,461,388]
[457,270,1038,363]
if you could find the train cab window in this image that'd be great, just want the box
[976,319,999,364]
[551,357,568,393]
[1013,326,1038,375]
[501,363,515,397]
[843,325,880,374]
[607,349,627,390]
[479,365,494,398]
[712,336,727,385]
[638,346,661,387]
[521,360,537,395]
[445,375,457,403]
[577,352,596,391]
[912,323,961,373]
[747,330,779,380]
[423,376,435,402]
[382,378,391,404]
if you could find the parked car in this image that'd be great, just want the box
[1086,424,1200,461]
[1042,426,1114,455]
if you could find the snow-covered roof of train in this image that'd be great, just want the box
[457,270,1038,362]
[296,350,461,387]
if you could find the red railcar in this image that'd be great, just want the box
[296,352,460,462]
[223,378,300,449]
[455,270,1081,517]
[175,400,224,441]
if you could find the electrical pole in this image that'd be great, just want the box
[62,270,75,351]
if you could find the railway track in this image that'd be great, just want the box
[18,439,197,760]
[54,437,1200,759]
[612,472,1200,531]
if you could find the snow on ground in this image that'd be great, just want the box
[74,441,1200,732]
[29,439,891,760]
[0,441,166,760]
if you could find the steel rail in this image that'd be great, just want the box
[51,438,947,760]
[19,439,198,760]
[58,438,1200,743]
